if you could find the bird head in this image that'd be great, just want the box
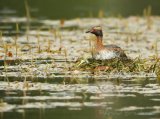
[86,26,103,37]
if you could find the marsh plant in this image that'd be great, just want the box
[74,56,160,75]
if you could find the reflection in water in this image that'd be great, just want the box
[0,79,160,119]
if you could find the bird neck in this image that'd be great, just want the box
[95,36,104,50]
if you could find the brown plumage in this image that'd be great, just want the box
[86,26,127,60]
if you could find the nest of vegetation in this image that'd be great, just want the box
[74,56,160,77]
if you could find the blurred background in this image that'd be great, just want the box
[0,0,160,19]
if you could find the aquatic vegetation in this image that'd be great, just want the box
[0,14,160,119]
[74,56,160,78]
[0,17,160,81]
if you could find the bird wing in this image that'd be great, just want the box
[105,44,127,58]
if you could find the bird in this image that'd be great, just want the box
[86,26,128,60]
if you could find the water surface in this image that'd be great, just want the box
[0,0,160,19]
[0,1,160,119]
[0,79,160,119]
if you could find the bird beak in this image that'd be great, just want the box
[85,30,90,33]
[86,28,94,33]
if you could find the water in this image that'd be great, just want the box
[0,0,160,19]
[0,79,160,119]
[0,16,160,119]
[0,1,160,119]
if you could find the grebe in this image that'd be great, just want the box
[86,26,127,60]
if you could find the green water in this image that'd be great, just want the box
[0,0,160,19]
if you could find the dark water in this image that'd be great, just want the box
[1,0,160,35]
[0,79,160,119]
[0,0,160,19]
